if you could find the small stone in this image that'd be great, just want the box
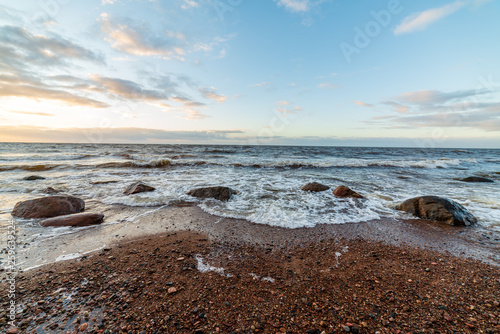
[343,325,350,332]
[23,175,45,181]
[6,327,19,334]
[168,287,177,294]
[79,323,89,331]
[443,313,452,321]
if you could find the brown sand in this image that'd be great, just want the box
[2,231,500,333]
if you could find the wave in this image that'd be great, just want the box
[96,158,172,169]
[0,164,64,172]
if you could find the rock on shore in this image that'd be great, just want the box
[123,182,156,195]
[11,195,85,219]
[300,182,330,192]
[187,186,236,201]
[39,213,104,227]
[333,185,364,199]
[396,196,477,226]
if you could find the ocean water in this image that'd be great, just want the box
[0,143,499,266]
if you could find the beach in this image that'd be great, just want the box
[1,202,500,333]
[1,143,500,333]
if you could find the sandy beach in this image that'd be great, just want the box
[1,202,499,333]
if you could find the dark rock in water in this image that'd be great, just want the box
[300,182,330,192]
[123,182,156,195]
[42,187,61,194]
[333,185,364,199]
[90,180,119,185]
[39,213,104,227]
[187,186,236,201]
[11,195,85,219]
[23,175,45,181]
[396,196,477,226]
[460,176,494,183]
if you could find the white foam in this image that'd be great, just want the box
[55,253,82,262]
[194,254,232,277]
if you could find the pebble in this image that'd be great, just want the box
[343,325,350,332]
[79,323,89,331]
[168,287,178,294]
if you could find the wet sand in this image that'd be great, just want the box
[15,200,500,271]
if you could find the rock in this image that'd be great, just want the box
[168,287,177,294]
[6,327,19,334]
[39,213,104,227]
[300,182,330,192]
[396,196,477,226]
[90,180,119,185]
[79,323,88,331]
[123,182,156,195]
[23,175,45,181]
[460,176,494,183]
[186,186,236,201]
[11,195,85,219]
[333,185,364,199]
[41,187,61,194]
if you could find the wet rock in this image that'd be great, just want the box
[396,196,477,226]
[11,195,85,219]
[23,175,45,181]
[333,185,364,199]
[90,180,119,185]
[186,186,236,201]
[460,176,494,183]
[300,182,330,192]
[39,213,104,227]
[41,187,61,194]
[123,182,156,195]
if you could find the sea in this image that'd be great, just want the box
[1,143,499,268]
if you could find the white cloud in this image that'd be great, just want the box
[354,101,374,108]
[275,0,310,12]
[199,87,227,103]
[99,13,186,59]
[394,1,466,35]
[181,0,198,9]
[318,82,339,90]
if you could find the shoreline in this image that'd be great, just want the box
[11,200,500,272]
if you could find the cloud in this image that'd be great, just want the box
[276,100,302,117]
[102,0,118,5]
[5,110,54,116]
[395,89,490,106]
[383,101,409,113]
[181,0,198,9]
[100,13,186,59]
[354,101,374,108]
[199,87,227,103]
[275,0,310,12]
[0,125,244,144]
[368,87,500,132]
[318,82,339,90]
[252,81,273,88]
[394,1,466,35]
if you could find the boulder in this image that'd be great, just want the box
[333,185,364,199]
[460,176,494,183]
[300,182,330,192]
[11,195,85,219]
[123,182,156,195]
[39,213,104,227]
[41,187,61,194]
[187,186,236,201]
[396,196,477,226]
[23,175,45,181]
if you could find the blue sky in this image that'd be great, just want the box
[0,0,499,147]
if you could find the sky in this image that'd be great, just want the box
[0,0,499,147]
